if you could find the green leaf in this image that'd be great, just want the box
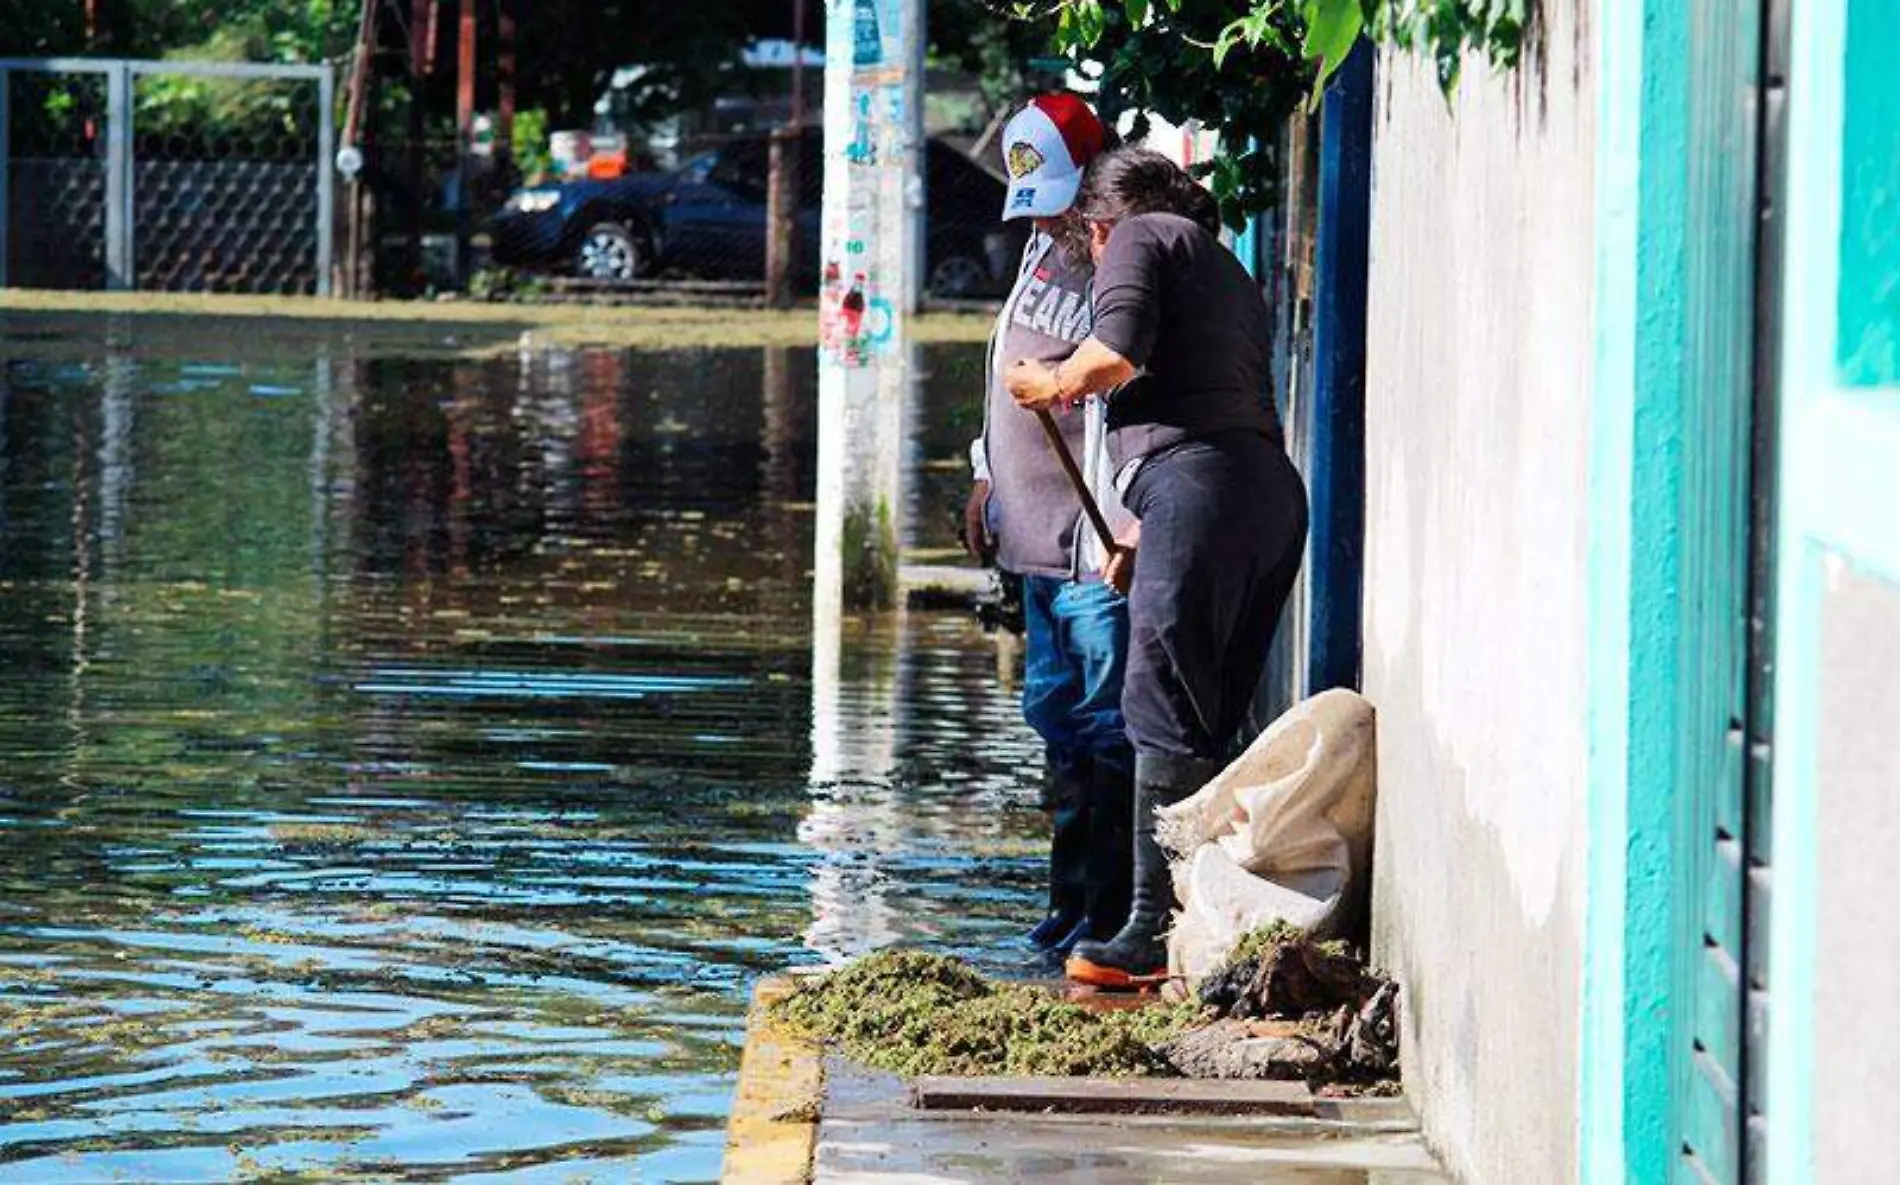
[1435,42,1463,96]
[1300,0,1365,105]
[1302,0,1365,73]
[1212,20,1247,70]
[1124,0,1149,26]
[1072,0,1107,47]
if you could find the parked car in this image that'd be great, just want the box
[488,129,1026,298]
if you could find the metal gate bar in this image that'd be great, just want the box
[0,57,333,295]
[105,63,129,289]
[0,59,112,291]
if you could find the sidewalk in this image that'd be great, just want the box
[816,1059,1446,1184]
[723,979,1447,1185]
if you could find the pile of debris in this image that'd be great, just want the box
[1163,921,1400,1090]
[772,925,1399,1092]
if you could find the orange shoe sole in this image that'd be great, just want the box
[1064,953,1170,990]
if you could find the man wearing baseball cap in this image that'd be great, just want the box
[965,93,1137,957]
[1000,92,1105,220]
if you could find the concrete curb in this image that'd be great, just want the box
[909,1074,1319,1116]
[898,562,989,611]
[722,977,824,1185]
[723,975,1430,1182]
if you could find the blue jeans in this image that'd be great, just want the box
[1022,575,1133,775]
[1021,574,1134,932]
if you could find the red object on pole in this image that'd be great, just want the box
[342,0,379,147]
[409,0,428,74]
[453,0,477,284]
[416,0,439,75]
[455,0,476,141]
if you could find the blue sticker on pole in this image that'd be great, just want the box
[852,0,883,66]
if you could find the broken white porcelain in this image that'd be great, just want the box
[1158,689,1378,981]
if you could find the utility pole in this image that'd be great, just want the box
[454,0,476,285]
[341,0,380,297]
[765,1,810,310]
[791,0,808,128]
[813,0,924,619]
[408,0,434,293]
[765,127,799,308]
[497,0,518,182]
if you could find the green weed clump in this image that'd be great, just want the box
[1221,920,1350,969]
[774,950,1202,1078]
[1223,919,1308,965]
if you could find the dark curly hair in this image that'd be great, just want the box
[1044,210,1093,264]
[1074,146,1220,236]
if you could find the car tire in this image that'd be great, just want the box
[926,252,992,300]
[576,222,646,283]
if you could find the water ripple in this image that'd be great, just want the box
[0,320,1045,1181]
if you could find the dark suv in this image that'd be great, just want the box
[489,129,1024,297]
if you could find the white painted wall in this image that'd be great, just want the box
[1814,558,1900,1179]
[1361,5,1595,1180]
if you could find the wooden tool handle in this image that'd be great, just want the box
[1034,408,1118,554]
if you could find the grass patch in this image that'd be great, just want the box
[773,951,1203,1078]
[0,290,993,352]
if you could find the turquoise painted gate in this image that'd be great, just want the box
[1672,2,1772,1178]
[1583,0,1781,1178]
[1584,0,1899,1176]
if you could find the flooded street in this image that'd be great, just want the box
[0,314,1043,1182]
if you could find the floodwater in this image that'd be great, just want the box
[0,314,1043,1182]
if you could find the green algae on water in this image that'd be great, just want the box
[772,951,1204,1078]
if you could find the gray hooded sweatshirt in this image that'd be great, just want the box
[970,232,1134,580]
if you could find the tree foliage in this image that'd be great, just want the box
[1038,0,1534,226]
[1050,0,1310,228]
[138,4,359,145]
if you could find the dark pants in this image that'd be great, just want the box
[1121,431,1309,776]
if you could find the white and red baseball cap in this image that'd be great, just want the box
[999,93,1107,221]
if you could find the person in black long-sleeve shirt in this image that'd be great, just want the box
[1007,147,1309,987]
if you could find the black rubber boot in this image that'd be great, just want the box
[1065,753,1222,988]
[1045,914,1092,957]
[1080,756,1135,942]
[1025,755,1089,949]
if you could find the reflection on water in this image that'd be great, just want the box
[0,316,1042,1182]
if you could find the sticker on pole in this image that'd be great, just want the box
[335,145,365,179]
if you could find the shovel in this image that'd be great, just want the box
[1032,407,1120,561]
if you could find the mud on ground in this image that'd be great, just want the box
[0,289,993,353]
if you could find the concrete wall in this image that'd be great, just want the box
[1814,557,1900,1178]
[1361,5,1595,1180]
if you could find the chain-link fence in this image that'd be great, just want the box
[0,58,334,295]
